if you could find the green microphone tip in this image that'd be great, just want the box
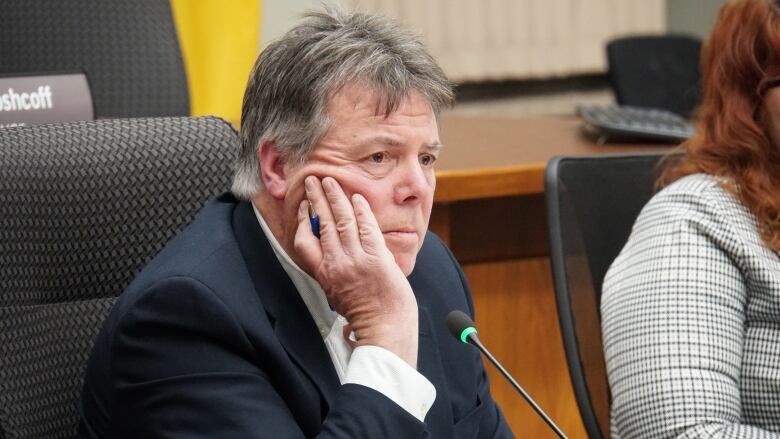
[460,327,477,344]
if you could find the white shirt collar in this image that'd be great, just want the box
[251,202,338,336]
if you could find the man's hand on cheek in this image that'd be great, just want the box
[294,176,420,368]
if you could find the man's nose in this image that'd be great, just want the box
[393,158,431,204]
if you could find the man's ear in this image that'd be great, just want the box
[258,141,288,199]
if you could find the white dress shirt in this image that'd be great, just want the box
[251,204,436,422]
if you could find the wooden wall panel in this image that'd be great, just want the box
[464,258,587,438]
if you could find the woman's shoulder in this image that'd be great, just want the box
[659,172,730,198]
[632,172,763,262]
[646,172,742,219]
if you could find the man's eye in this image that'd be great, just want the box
[419,154,436,166]
[370,152,386,163]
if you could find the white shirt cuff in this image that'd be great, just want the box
[344,345,437,422]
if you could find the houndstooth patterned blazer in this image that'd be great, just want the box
[602,173,780,439]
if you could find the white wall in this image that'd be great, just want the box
[666,0,724,39]
[260,0,344,48]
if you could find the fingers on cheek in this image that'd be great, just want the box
[351,193,368,215]
[352,194,372,228]
[352,194,384,250]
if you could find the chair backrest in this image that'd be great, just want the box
[0,0,189,118]
[0,117,238,438]
[607,35,702,117]
[544,152,669,439]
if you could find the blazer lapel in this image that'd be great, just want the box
[232,201,341,411]
[417,305,455,437]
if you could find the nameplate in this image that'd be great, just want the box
[0,72,94,128]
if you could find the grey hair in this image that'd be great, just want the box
[232,7,454,199]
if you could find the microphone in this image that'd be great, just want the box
[447,310,569,439]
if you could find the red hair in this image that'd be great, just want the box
[661,0,780,250]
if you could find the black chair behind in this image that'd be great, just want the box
[0,117,237,438]
[0,0,189,118]
[544,153,669,439]
[607,35,702,117]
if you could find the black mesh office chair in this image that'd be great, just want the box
[607,35,702,117]
[0,0,190,118]
[0,117,237,438]
[544,152,671,439]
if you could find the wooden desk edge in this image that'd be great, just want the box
[434,164,546,203]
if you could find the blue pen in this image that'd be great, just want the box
[308,202,320,239]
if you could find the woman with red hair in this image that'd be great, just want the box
[602,0,780,437]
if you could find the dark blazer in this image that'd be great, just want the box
[79,194,513,438]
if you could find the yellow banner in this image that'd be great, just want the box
[171,0,261,126]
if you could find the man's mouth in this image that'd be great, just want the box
[382,228,419,247]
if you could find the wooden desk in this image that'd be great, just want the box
[430,115,669,438]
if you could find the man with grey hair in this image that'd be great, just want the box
[79,8,512,438]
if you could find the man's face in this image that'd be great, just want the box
[280,83,441,276]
